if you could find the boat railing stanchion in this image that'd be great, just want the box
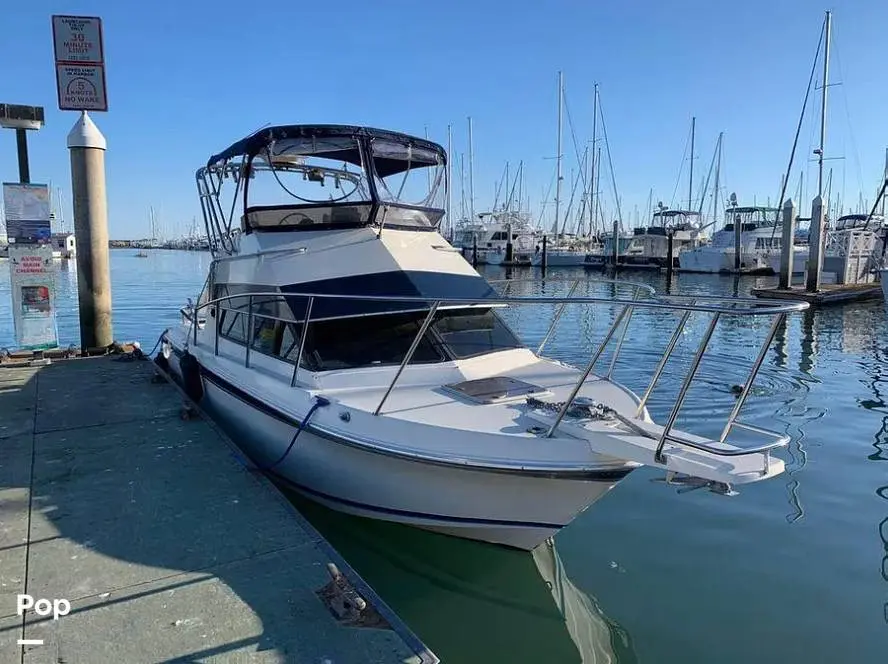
[605,289,639,380]
[635,303,695,417]
[718,312,786,443]
[244,295,254,369]
[654,312,721,463]
[214,299,220,356]
[536,278,581,355]
[291,296,314,387]
[546,305,630,438]
[374,300,440,416]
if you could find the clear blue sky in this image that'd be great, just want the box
[2,1,887,238]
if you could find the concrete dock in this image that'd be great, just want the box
[0,356,435,663]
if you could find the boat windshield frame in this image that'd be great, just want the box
[197,125,448,255]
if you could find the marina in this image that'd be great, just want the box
[3,3,888,663]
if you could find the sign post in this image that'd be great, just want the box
[52,14,114,349]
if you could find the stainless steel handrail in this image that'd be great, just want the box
[186,286,808,461]
[190,290,807,316]
[635,305,694,416]
[654,313,721,463]
[373,302,440,416]
[536,279,581,354]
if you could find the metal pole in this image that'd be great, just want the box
[291,296,314,386]
[546,305,630,437]
[467,117,475,222]
[654,312,721,462]
[244,295,254,368]
[15,129,30,183]
[590,83,598,235]
[374,302,440,416]
[636,307,694,416]
[68,111,113,349]
[818,10,831,197]
[537,279,580,355]
[554,71,564,239]
[688,116,695,212]
[719,313,785,443]
[446,124,453,238]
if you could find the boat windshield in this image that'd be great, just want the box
[723,206,779,231]
[203,126,447,240]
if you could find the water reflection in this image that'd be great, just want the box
[286,490,636,663]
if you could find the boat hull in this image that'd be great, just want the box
[679,248,773,274]
[165,350,626,550]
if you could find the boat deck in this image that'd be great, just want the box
[0,356,434,663]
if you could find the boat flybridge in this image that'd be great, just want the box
[680,205,784,274]
[160,124,808,550]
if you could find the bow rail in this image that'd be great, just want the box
[179,278,808,469]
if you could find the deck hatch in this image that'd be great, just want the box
[443,377,550,404]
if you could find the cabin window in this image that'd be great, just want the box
[300,310,446,371]
[212,284,524,370]
[431,308,521,359]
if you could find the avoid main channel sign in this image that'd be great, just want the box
[51,15,107,112]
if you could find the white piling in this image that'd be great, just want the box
[778,198,796,289]
[68,111,113,349]
[806,195,826,293]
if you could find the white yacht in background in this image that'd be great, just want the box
[680,204,782,274]
[622,209,707,269]
[451,211,537,266]
[532,234,602,268]
[161,124,807,550]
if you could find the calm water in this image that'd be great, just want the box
[8,250,888,663]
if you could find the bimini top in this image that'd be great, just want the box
[207,124,446,177]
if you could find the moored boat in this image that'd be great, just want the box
[161,124,808,550]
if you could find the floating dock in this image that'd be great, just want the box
[0,355,435,663]
[750,283,883,306]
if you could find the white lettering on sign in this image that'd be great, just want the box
[17,594,71,620]
[56,64,107,112]
[52,15,104,64]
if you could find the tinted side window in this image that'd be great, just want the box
[432,308,522,359]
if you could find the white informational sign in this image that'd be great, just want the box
[51,15,107,112]
[2,183,52,243]
[51,15,104,63]
[55,65,108,112]
[8,245,59,351]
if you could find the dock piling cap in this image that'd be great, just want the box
[67,111,107,150]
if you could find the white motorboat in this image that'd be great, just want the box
[161,124,808,550]
[680,205,782,274]
[622,210,707,270]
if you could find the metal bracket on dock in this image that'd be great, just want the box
[317,562,391,629]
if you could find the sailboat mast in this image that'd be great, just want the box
[446,124,453,235]
[459,153,466,221]
[589,83,599,236]
[467,117,475,221]
[818,10,831,197]
[882,147,887,217]
[554,71,564,236]
[712,133,722,224]
[688,116,696,211]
